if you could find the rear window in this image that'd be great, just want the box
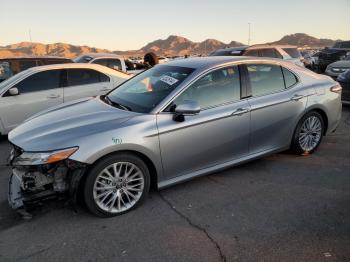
[247,64,285,97]
[66,69,109,87]
[282,48,301,58]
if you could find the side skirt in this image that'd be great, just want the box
[157,146,289,190]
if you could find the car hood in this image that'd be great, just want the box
[8,97,137,151]
[329,60,350,68]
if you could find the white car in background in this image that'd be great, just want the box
[0,63,130,135]
[74,53,144,75]
[210,45,305,67]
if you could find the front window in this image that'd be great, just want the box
[170,66,241,110]
[16,70,61,93]
[106,65,195,113]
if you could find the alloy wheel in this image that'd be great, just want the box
[298,116,322,152]
[93,162,145,213]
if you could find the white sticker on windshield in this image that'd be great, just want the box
[160,75,179,86]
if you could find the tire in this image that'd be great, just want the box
[144,52,158,67]
[84,153,150,217]
[291,111,325,155]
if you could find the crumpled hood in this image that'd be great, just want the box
[329,60,350,68]
[8,97,137,151]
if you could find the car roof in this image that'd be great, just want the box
[163,56,289,71]
[77,53,122,59]
[0,56,72,60]
[247,44,297,50]
[24,63,129,77]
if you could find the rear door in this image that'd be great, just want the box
[63,68,112,102]
[244,63,308,153]
[0,69,63,131]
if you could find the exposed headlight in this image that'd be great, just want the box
[13,147,78,166]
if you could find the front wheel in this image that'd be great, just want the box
[84,153,150,217]
[291,111,324,155]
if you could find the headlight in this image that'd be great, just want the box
[337,69,350,82]
[13,147,78,166]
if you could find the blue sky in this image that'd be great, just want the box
[1,0,349,50]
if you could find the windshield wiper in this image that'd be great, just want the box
[103,96,132,111]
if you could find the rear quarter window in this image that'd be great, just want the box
[282,67,298,88]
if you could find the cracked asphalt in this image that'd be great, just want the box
[0,105,350,262]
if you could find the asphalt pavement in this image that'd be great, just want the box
[0,106,349,262]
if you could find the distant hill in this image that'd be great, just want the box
[0,33,341,59]
[271,33,337,48]
[0,42,110,59]
[139,35,243,56]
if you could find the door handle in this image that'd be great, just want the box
[47,94,60,99]
[231,108,250,116]
[100,87,112,92]
[290,94,306,101]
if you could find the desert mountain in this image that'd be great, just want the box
[0,34,340,59]
[139,35,243,56]
[271,33,337,48]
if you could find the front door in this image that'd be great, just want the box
[0,69,63,132]
[157,66,251,179]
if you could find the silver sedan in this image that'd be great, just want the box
[8,57,342,217]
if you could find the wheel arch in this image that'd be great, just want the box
[81,149,159,191]
[303,106,329,135]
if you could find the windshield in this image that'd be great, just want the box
[107,65,195,113]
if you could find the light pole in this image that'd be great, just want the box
[248,23,251,45]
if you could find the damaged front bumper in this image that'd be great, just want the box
[8,146,87,211]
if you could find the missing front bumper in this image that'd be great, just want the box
[8,161,87,211]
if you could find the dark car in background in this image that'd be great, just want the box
[318,41,350,73]
[325,55,350,79]
[0,56,72,82]
[337,69,350,103]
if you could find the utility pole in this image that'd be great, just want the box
[29,29,32,42]
[248,23,251,45]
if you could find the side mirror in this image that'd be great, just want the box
[173,100,200,122]
[8,87,19,96]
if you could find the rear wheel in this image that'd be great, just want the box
[84,153,150,217]
[291,111,324,155]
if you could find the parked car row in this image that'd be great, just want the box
[318,41,350,73]
[0,63,130,135]
[0,56,72,82]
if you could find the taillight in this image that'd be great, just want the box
[330,84,342,93]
